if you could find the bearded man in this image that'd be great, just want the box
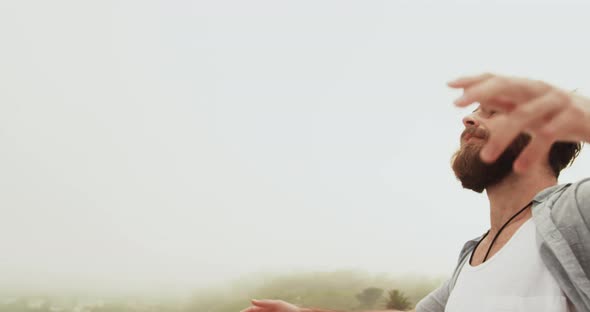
[240,73,590,312]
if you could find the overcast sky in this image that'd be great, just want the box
[1,0,590,296]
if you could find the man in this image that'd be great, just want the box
[240,73,590,312]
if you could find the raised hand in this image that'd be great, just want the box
[448,73,590,173]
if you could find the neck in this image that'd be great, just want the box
[485,165,557,234]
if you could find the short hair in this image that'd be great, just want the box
[549,142,583,178]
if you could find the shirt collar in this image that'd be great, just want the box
[533,182,572,203]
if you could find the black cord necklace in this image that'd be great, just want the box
[469,200,534,265]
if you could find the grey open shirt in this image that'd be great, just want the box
[416,178,590,312]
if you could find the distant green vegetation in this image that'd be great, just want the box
[0,270,444,312]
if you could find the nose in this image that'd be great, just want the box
[462,114,480,128]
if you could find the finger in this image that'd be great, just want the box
[251,299,280,308]
[513,132,554,174]
[447,73,494,88]
[512,91,567,130]
[454,75,548,108]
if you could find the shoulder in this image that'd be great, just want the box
[573,177,590,204]
[415,237,482,312]
[573,177,590,224]
[556,177,590,209]
[536,178,590,206]
[548,178,590,228]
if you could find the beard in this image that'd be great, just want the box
[451,127,531,193]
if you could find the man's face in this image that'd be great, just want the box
[451,106,531,193]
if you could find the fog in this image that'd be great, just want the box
[1,0,590,297]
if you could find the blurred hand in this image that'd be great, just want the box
[449,73,590,173]
[240,299,302,312]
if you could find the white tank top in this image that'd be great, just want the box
[445,219,571,312]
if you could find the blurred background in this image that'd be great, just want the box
[1,0,590,311]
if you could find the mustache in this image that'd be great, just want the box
[461,126,489,141]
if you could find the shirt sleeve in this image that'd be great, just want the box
[574,177,590,229]
[414,278,451,312]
